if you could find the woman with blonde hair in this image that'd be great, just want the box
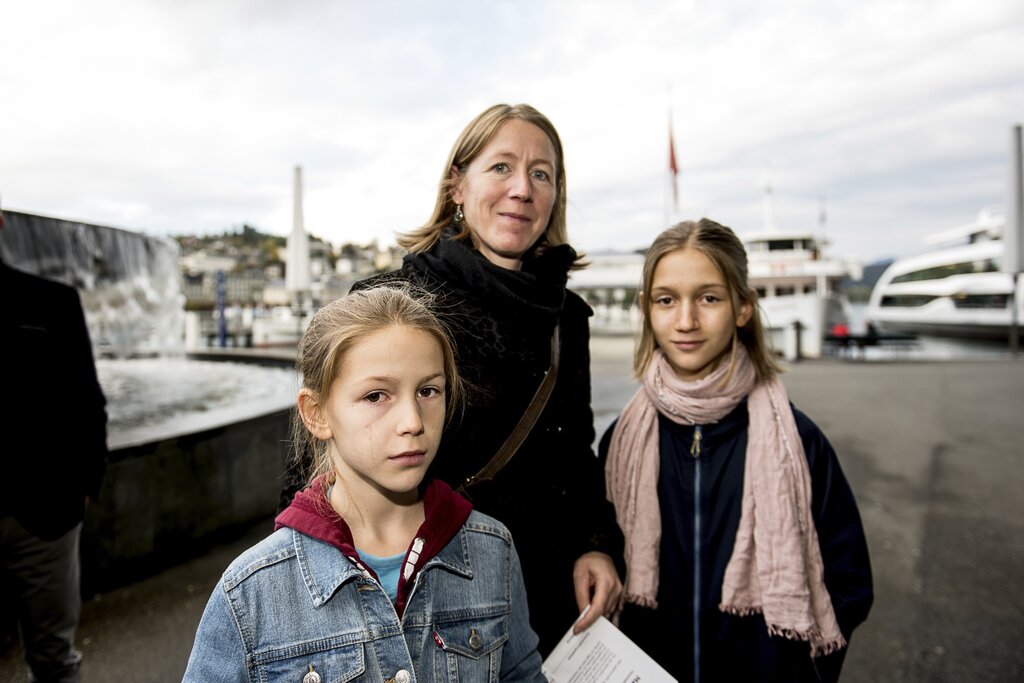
[282,104,622,654]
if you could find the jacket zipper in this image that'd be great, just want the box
[691,425,703,683]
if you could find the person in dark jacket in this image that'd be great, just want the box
[603,219,872,682]
[281,103,623,654]
[0,207,109,682]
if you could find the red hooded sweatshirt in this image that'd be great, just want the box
[275,476,473,618]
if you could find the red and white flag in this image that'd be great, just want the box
[668,118,679,211]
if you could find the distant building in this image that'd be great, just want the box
[180,250,237,275]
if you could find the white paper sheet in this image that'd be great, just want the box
[542,612,677,683]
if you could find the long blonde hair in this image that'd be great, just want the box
[290,285,464,486]
[398,103,584,269]
[634,219,780,382]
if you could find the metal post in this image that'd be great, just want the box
[1007,125,1023,357]
[216,270,227,348]
[1011,273,1020,358]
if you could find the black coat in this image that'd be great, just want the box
[600,400,873,683]
[282,236,623,654]
[1,261,108,540]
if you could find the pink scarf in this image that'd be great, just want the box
[605,346,845,656]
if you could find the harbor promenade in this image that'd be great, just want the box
[2,337,1022,681]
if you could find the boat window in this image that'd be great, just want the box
[768,240,796,251]
[890,258,999,284]
[803,284,816,294]
[775,286,796,296]
[755,287,767,299]
[880,294,938,307]
[952,293,1009,309]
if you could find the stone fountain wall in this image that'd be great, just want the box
[81,396,291,594]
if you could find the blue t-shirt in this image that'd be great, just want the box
[358,549,405,601]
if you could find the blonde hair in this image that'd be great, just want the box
[290,285,464,486]
[398,103,584,269]
[634,218,780,382]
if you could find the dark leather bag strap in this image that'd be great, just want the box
[459,324,560,493]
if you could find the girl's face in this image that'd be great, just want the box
[450,119,557,270]
[648,247,752,382]
[311,325,447,502]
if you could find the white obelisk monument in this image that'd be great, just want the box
[286,165,311,310]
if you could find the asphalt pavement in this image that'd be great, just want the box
[2,338,1022,682]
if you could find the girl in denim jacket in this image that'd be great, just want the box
[183,286,545,682]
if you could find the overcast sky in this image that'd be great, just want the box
[2,0,1021,263]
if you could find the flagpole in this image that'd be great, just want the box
[664,115,671,230]
[667,85,679,229]
[664,89,671,230]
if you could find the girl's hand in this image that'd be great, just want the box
[571,552,623,633]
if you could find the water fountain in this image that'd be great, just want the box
[0,210,297,592]
[0,210,184,358]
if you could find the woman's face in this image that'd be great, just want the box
[450,119,557,270]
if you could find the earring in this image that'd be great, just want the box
[454,204,464,223]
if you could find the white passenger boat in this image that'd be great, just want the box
[570,232,861,357]
[743,231,862,359]
[865,209,1023,339]
[568,250,644,335]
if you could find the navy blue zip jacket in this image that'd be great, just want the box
[599,400,872,683]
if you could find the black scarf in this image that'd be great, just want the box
[403,233,576,321]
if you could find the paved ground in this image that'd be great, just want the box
[778,356,1024,683]
[2,338,1022,681]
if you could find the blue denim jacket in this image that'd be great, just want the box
[183,510,546,682]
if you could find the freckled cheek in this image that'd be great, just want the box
[537,193,556,216]
[359,420,383,459]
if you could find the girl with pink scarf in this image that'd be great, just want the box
[602,219,872,682]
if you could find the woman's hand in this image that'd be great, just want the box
[571,551,623,633]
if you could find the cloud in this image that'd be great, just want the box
[1,0,1021,263]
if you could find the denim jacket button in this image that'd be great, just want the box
[302,665,321,683]
[468,628,483,650]
[394,670,412,683]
